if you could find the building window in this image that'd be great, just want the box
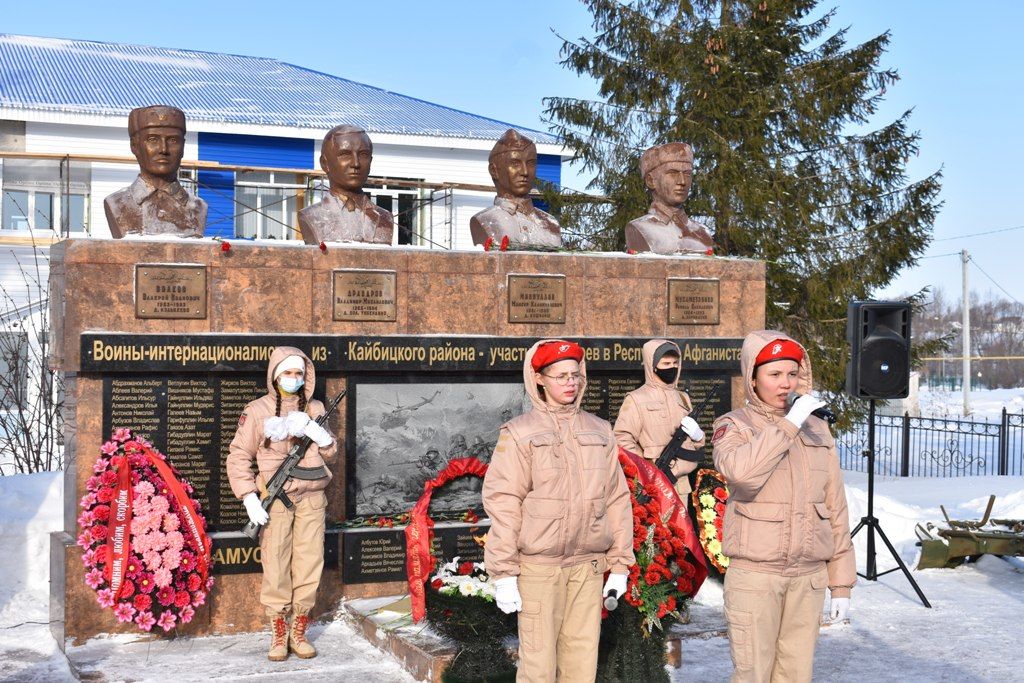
[234,171,299,240]
[0,159,91,233]
[0,330,28,411]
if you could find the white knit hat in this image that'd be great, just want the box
[273,355,306,381]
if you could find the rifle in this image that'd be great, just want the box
[655,385,720,485]
[241,390,346,542]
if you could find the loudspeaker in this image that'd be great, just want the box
[846,300,912,399]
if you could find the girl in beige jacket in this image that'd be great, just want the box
[712,331,855,683]
[226,346,336,662]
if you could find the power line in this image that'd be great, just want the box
[932,223,1024,242]
[918,251,961,260]
[968,254,1022,306]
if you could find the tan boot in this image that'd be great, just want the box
[288,613,317,659]
[268,615,289,662]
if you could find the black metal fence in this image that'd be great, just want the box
[837,409,1024,477]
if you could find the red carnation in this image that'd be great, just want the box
[717,529,724,542]
[92,505,111,522]
[220,240,231,253]
[705,248,714,256]
[174,591,191,608]
[457,561,474,576]
[319,241,327,253]
[499,235,510,251]
[133,594,152,612]
[714,517,724,531]
[657,603,669,618]
[94,546,109,563]
[713,487,728,502]
[626,249,637,255]
[483,237,494,251]
[90,525,108,542]
[120,580,136,598]
[666,596,677,612]
[431,578,444,590]
[187,573,202,592]
[676,577,692,593]
[715,502,726,516]
[96,487,115,504]
[100,470,118,485]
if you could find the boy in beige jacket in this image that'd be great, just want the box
[227,346,336,662]
[713,331,855,683]
[483,339,635,683]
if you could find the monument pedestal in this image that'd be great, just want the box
[49,238,764,647]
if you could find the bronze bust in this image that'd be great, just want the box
[104,105,207,238]
[470,129,561,250]
[299,125,394,245]
[625,142,714,255]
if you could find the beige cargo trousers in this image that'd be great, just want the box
[259,492,327,617]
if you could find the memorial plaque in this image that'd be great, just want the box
[507,274,566,323]
[341,523,489,584]
[135,264,207,319]
[667,278,720,325]
[333,269,397,322]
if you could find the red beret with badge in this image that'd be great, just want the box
[532,340,584,372]
[754,338,804,369]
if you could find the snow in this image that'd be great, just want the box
[918,385,1024,422]
[2,469,1022,682]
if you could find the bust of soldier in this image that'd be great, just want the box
[104,105,207,239]
[470,129,561,250]
[625,142,714,255]
[298,125,394,245]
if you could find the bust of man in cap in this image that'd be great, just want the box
[298,125,394,245]
[625,142,714,255]
[470,129,561,250]
[104,105,207,239]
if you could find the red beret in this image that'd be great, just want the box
[532,340,584,372]
[754,339,804,369]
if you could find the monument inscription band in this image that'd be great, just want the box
[134,264,207,319]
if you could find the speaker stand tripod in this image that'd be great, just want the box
[849,399,931,607]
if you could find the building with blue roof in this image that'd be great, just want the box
[0,33,566,250]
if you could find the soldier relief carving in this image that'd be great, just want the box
[104,105,207,238]
[470,129,561,250]
[626,142,714,255]
[299,125,394,245]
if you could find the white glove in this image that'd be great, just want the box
[829,596,850,623]
[264,416,289,442]
[785,394,826,429]
[242,492,269,526]
[285,411,312,437]
[494,576,522,614]
[680,416,705,442]
[603,573,628,599]
[303,420,334,448]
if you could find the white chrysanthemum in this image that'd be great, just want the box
[459,581,476,597]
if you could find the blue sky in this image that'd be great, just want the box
[6,1,1022,304]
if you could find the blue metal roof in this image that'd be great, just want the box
[0,34,559,143]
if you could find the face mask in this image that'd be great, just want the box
[654,367,678,385]
[279,377,304,394]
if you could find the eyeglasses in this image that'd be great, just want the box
[542,372,583,386]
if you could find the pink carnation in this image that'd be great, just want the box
[134,481,155,498]
[165,531,184,553]
[162,514,180,532]
[113,603,136,623]
[162,549,181,571]
[134,610,156,631]
[154,567,173,589]
[112,428,132,443]
[101,440,120,455]
[85,568,104,589]
[157,610,177,632]
[142,551,162,572]
[150,496,170,516]
[179,605,195,624]
[96,588,115,608]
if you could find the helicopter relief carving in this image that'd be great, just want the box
[352,380,528,517]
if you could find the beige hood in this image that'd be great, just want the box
[523,339,587,414]
[740,330,813,417]
[642,338,681,389]
[266,345,317,403]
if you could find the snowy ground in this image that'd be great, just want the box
[1,471,1022,682]
[918,385,1024,421]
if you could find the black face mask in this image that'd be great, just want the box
[654,366,678,385]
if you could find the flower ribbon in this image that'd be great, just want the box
[618,446,708,596]
[405,457,489,623]
[103,447,212,600]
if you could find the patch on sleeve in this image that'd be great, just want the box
[237,413,247,428]
[712,424,729,444]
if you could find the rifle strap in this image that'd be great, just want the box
[288,464,329,480]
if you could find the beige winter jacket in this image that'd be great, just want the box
[613,339,707,498]
[712,330,856,598]
[482,340,636,581]
[226,346,335,504]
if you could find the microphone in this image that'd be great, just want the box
[603,590,619,611]
[786,392,837,425]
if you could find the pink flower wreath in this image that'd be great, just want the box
[78,429,213,633]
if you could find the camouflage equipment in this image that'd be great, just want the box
[915,495,1024,569]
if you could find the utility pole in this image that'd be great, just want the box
[962,250,971,416]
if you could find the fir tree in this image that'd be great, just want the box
[545,0,943,416]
